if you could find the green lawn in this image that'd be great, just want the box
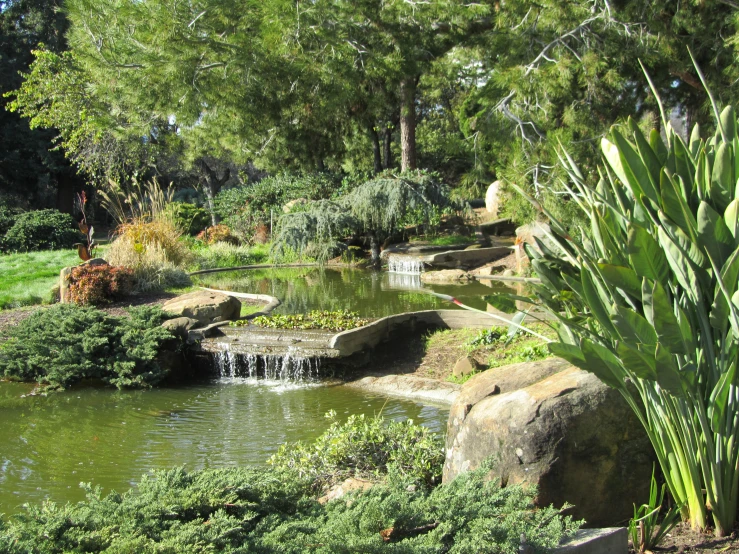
[0,249,81,309]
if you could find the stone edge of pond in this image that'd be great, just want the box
[328,309,507,357]
[343,374,461,406]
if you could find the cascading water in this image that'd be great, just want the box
[213,343,320,382]
[387,255,424,275]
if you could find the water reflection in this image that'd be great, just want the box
[0,381,448,514]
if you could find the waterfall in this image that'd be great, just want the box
[385,271,422,290]
[212,343,320,382]
[387,255,424,275]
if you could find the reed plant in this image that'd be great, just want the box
[517,66,739,535]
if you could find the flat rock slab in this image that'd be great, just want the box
[420,246,511,269]
[554,528,627,554]
[200,325,341,358]
[420,269,473,284]
[346,375,460,405]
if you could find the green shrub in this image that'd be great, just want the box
[0,463,580,553]
[0,304,176,389]
[269,411,444,489]
[2,209,79,252]
[273,170,462,263]
[215,173,339,242]
[67,264,136,305]
[0,205,21,237]
[162,201,210,235]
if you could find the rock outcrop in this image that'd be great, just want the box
[162,290,241,326]
[420,269,473,284]
[443,358,655,527]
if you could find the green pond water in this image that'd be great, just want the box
[195,266,512,316]
[0,379,448,515]
[0,268,507,516]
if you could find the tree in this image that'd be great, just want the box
[0,0,83,211]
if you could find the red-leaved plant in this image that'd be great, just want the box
[67,265,135,305]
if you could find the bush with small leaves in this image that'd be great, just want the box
[0,304,176,389]
[2,209,79,252]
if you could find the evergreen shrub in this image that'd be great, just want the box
[2,209,79,252]
[269,411,444,489]
[67,265,135,305]
[0,464,580,553]
[0,304,176,389]
[215,173,339,242]
[162,201,210,235]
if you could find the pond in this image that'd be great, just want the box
[0,379,448,515]
[195,266,512,317]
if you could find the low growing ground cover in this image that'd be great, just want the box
[0,414,581,553]
[0,304,178,390]
[419,325,555,383]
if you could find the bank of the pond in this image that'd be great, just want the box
[0,378,448,515]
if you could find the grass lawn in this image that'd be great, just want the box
[0,249,85,310]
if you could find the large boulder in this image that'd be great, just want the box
[444,358,655,527]
[162,291,241,326]
[485,180,501,217]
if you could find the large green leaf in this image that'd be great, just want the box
[616,341,657,380]
[612,128,660,205]
[597,264,642,298]
[710,248,739,331]
[708,363,737,433]
[647,281,688,355]
[581,270,617,336]
[697,201,734,268]
[628,225,669,282]
[611,305,658,346]
[654,343,686,398]
[650,129,668,165]
[689,123,702,159]
[726,200,739,238]
[580,339,625,390]
[711,143,734,211]
[630,118,662,190]
[660,170,698,241]
[658,227,702,301]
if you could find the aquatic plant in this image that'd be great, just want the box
[236,310,370,332]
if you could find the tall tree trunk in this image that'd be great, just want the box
[369,234,380,267]
[383,127,393,169]
[399,77,417,172]
[199,160,230,226]
[203,182,220,226]
[370,127,382,174]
